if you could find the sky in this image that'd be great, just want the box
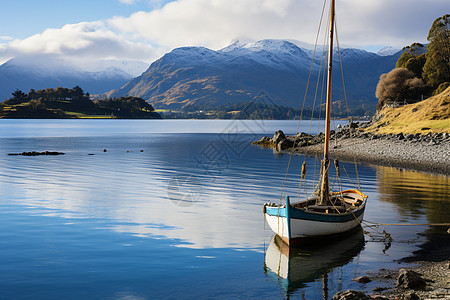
[0,0,448,64]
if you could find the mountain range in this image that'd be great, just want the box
[0,55,148,101]
[1,39,401,111]
[105,39,401,110]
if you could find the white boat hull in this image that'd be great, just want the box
[264,190,367,244]
[265,212,364,242]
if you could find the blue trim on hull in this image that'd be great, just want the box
[265,201,366,223]
[265,206,287,218]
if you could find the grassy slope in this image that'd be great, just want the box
[365,87,450,134]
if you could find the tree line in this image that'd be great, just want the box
[162,101,371,120]
[375,14,450,110]
[0,86,161,119]
[5,86,89,105]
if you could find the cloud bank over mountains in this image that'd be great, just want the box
[0,0,448,64]
[0,22,161,63]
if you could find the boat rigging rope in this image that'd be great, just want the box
[334,18,351,118]
[299,43,327,201]
[309,28,328,136]
[362,220,450,244]
[340,162,360,191]
[278,0,328,205]
[297,161,307,203]
[360,220,449,243]
[354,159,361,191]
[334,159,342,191]
[298,30,328,201]
[315,43,328,136]
[312,154,318,192]
[335,15,363,193]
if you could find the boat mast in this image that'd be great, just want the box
[319,0,335,205]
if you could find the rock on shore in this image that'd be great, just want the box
[252,122,450,175]
[339,261,450,299]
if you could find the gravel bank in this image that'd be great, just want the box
[253,125,450,175]
[298,135,450,175]
[374,227,450,299]
[375,260,450,300]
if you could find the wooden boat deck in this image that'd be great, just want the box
[289,190,366,214]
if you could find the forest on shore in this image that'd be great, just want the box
[0,86,161,119]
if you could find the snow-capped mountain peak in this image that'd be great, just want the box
[220,38,255,52]
[376,46,401,56]
[1,55,149,78]
[337,48,376,60]
[75,59,149,77]
[222,39,303,54]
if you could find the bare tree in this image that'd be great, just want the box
[375,68,425,110]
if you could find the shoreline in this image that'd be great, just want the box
[374,261,450,300]
[253,127,450,176]
[296,136,450,175]
[367,227,450,300]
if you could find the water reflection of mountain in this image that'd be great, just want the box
[264,230,365,296]
[376,167,450,223]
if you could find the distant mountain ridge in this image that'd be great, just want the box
[0,55,148,101]
[376,46,402,56]
[105,39,401,110]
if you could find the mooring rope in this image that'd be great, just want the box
[363,220,450,227]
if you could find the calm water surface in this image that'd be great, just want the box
[0,119,448,299]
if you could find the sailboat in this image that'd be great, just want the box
[263,0,367,245]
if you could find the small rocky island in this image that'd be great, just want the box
[8,151,65,156]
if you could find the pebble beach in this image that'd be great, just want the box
[299,133,450,175]
[253,123,450,175]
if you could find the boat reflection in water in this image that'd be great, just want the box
[264,229,365,296]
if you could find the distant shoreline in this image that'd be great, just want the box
[0,116,162,119]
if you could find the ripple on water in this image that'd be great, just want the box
[0,120,447,299]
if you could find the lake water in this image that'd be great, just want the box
[0,119,448,299]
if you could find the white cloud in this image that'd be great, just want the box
[333,0,445,48]
[0,21,162,63]
[109,0,448,50]
[0,0,448,65]
[120,0,136,4]
[109,0,298,50]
